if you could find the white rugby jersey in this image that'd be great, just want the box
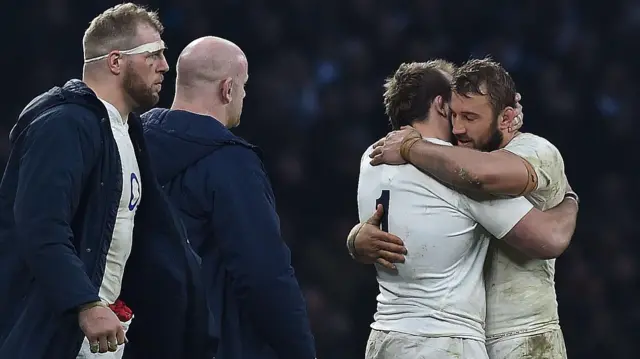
[485,132,567,340]
[357,138,534,342]
[97,99,142,305]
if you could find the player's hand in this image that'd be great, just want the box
[78,302,125,353]
[510,92,524,133]
[369,127,420,166]
[354,205,407,270]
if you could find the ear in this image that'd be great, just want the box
[498,106,516,131]
[434,95,447,117]
[106,52,122,75]
[220,77,233,104]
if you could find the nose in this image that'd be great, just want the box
[451,116,466,135]
[157,55,170,74]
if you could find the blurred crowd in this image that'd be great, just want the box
[4,0,639,357]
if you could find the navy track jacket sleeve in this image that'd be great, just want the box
[210,145,316,359]
[14,109,101,313]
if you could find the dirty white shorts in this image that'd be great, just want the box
[486,329,567,359]
[365,329,489,359]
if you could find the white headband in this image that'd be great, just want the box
[84,40,166,64]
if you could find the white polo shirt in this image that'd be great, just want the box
[97,99,142,305]
[357,138,534,341]
[484,132,567,340]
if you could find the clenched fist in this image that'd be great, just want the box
[78,302,125,353]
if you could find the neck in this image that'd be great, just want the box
[411,118,451,143]
[171,95,229,128]
[84,76,131,120]
[499,130,520,148]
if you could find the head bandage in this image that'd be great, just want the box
[84,40,166,64]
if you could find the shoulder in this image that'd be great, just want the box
[513,132,558,149]
[211,142,262,165]
[504,133,566,194]
[28,103,101,140]
[36,102,100,127]
[201,144,276,204]
[361,144,375,160]
[501,133,565,175]
[202,143,266,185]
[359,144,376,171]
[503,133,562,161]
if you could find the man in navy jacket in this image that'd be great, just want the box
[142,36,316,359]
[0,4,213,359]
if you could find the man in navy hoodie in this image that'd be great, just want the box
[142,36,317,359]
[0,4,213,359]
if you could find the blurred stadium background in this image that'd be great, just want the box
[3,0,638,358]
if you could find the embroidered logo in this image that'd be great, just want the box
[129,173,141,211]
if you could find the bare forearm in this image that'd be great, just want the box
[407,141,495,192]
[529,198,578,258]
[406,141,531,196]
[503,197,578,259]
[546,198,578,248]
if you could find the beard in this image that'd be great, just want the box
[477,118,503,152]
[122,64,159,111]
[454,117,503,152]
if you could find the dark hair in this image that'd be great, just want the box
[383,60,454,130]
[452,57,516,117]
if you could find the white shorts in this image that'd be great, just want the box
[76,317,133,359]
[486,329,567,359]
[365,329,489,359]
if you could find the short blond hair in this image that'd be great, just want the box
[428,59,456,78]
[383,60,454,129]
[83,3,164,60]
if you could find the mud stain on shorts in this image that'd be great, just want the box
[526,333,553,359]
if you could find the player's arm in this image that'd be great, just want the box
[463,192,578,259]
[14,108,102,313]
[209,146,316,359]
[502,195,578,258]
[403,140,536,197]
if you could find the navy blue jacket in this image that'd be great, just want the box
[0,80,215,359]
[141,109,316,359]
